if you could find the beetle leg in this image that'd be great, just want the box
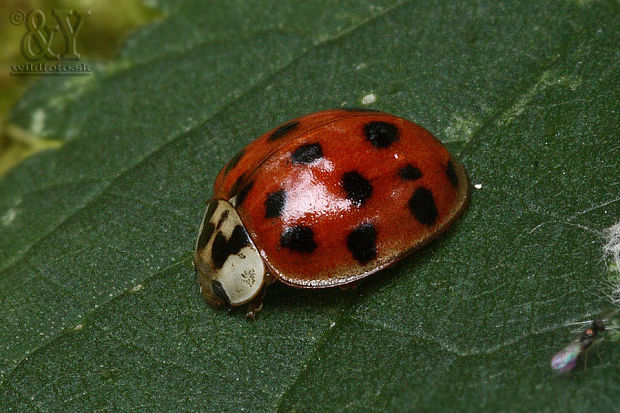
[245,302,263,320]
[245,291,265,319]
[245,286,269,319]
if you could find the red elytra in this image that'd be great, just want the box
[209,109,469,290]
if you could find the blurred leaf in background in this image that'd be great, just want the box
[0,0,619,411]
[0,0,160,176]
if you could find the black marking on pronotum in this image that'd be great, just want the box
[347,223,377,264]
[211,225,250,269]
[196,201,218,251]
[224,149,245,175]
[364,121,399,148]
[269,121,299,141]
[291,143,323,164]
[446,160,458,187]
[398,164,422,181]
[197,223,215,251]
[408,187,438,226]
[341,171,373,206]
[265,189,286,218]
[235,181,253,207]
[280,225,317,253]
[211,280,230,303]
[216,210,229,229]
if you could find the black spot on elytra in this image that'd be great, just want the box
[211,225,250,269]
[269,121,299,141]
[399,164,422,181]
[408,187,438,226]
[229,174,245,197]
[341,171,373,206]
[224,149,245,175]
[280,225,316,253]
[446,160,458,187]
[211,280,229,303]
[216,210,229,229]
[347,223,377,264]
[196,201,218,251]
[364,121,399,148]
[265,189,286,218]
[291,143,323,164]
[235,181,253,207]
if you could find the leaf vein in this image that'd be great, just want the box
[0,254,192,385]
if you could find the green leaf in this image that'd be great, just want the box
[1,0,619,411]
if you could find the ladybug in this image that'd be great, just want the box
[194,109,469,318]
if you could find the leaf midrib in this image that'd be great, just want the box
[3,2,613,409]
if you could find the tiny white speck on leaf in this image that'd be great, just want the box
[361,93,376,105]
[30,108,46,135]
[130,284,144,293]
[329,321,336,328]
[474,184,483,189]
[74,323,84,331]
[444,114,480,143]
[1,208,18,226]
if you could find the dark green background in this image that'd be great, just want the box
[1,1,619,411]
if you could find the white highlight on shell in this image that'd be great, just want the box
[361,93,376,105]
[280,167,350,224]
